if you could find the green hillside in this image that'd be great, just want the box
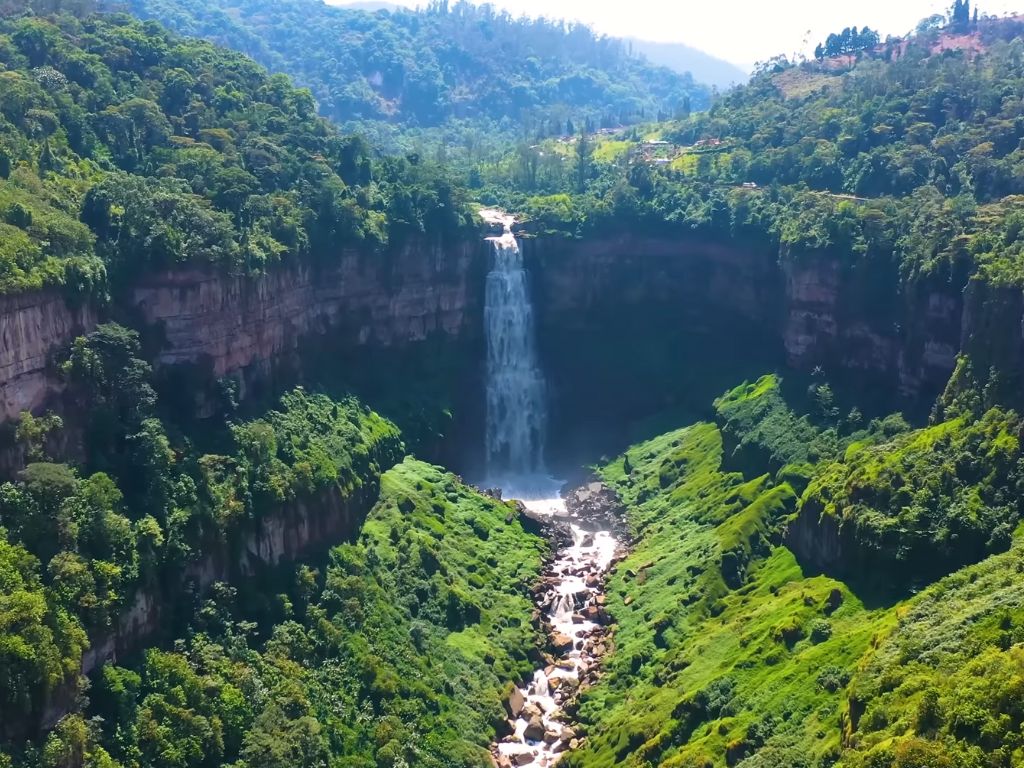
[126,0,711,147]
[0,10,470,297]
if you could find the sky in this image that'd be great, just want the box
[330,0,1022,70]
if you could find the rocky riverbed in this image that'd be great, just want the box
[492,482,625,767]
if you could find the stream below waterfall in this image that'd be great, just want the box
[492,489,625,768]
[478,209,625,766]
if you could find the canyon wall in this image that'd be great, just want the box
[0,236,486,473]
[76,471,389,680]
[32,447,400,736]
[960,278,1024,395]
[781,250,964,405]
[0,230,977,467]
[0,290,97,423]
[526,234,966,462]
[0,237,486,427]
[527,234,785,463]
[131,235,486,411]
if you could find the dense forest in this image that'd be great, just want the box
[0,8,523,768]
[0,10,472,297]
[471,11,1024,398]
[125,0,711,153]
[0,327,544,767]
[5,2,1024,768]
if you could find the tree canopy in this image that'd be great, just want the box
[0,11,473,296]
[128,0,711,146]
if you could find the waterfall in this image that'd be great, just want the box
[552,593,575,621]
[532,669,550,698]
[484,217,548,483]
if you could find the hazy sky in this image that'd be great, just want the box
[330,0,1022,69]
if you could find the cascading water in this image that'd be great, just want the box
[478,210,625,767]
[482,211,549,487]
[494,510,623,767]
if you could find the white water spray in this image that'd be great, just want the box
[482,210,548,486]
[479,210,623,768]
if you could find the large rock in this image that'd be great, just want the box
[523,716,546,742]
[521,702,542,721]
[551,633,575,654]
[565,481,624,523]
[505,687,525,718]
[0,290,96,423]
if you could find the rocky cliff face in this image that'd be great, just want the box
[0,236,485,476]
[526,235,968,462]
[531,234,778,326]
[528,234,785,463]
[0,231,972,469]
[76,475,385,681]
[781,252,962,404]
[131,236,485,410]
[785,504,845,574]
[0,291,96,423]
[960,279,1024,398]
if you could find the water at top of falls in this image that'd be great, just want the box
[483,214,551,490]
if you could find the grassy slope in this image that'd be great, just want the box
[353,456,548,756]
[565,380,1024,768]
[67,457,547,768]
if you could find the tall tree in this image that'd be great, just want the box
[575,132,594,193]
[951,0,972,31]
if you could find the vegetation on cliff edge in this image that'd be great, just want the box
[0,10,473,296]
[0,321,403,744]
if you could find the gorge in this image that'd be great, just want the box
[479,210,625,767]
[0,227,977,475]
[4,6,1024,768]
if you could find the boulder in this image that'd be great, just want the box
[512,752,535,766]
[826,587,844,614]
[524,716,546,742]
[552,632,574,653]
[505,687,526,719]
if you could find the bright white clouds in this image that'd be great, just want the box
[328,0,1022,69]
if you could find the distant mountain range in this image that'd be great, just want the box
[336,0,403,9]
[627,38,749,90]
[130,0,714,137]
[325,1,749,90]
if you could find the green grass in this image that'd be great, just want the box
[565,422,892,768]
[795,407,1022,588]
[74,458,547,768]
[593,139,633,163]
[564,383,1024,768]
